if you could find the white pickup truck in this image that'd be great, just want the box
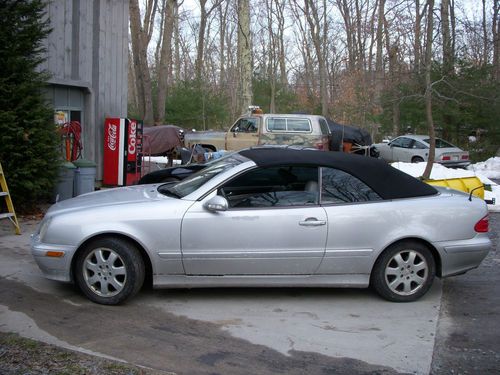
[185,113,332,152]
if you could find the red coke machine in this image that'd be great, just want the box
[103,118,143,186]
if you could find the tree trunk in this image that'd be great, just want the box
[423,0,435,180]
[129,0,154,125]
[155,0,175,124]
[414,0,423,74]
[441,0,453,75]
[238,0,253,113]
[195,0,208,81]
[304,0,328,116]
[374,0,385,108]
[493,0,500,81]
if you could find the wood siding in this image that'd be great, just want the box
[42,0,128,179]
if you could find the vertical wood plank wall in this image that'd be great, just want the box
[42,0,128,180]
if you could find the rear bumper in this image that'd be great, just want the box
[31,234,76,282]
[437,160,471,168]
[434,235,491,277]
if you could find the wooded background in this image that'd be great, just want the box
[128,0,499,156]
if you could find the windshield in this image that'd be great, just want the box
[423,138,455,148]
[158,153,249,198]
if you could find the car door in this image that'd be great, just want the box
[391,137,414,162]
[225,117,260,151]
[315,167,385,275]
[180,165,328,275]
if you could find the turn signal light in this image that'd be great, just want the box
[474,215,489,233]
[46,251,65,258]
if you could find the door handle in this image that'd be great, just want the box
[299,219,326,226]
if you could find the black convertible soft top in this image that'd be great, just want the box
[239,147,437,200]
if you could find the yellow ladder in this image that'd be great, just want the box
[0,162,21,235]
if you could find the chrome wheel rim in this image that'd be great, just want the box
[384,250,428,296]
[83,248,127,297]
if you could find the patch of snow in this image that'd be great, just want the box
[467,157,500,180]
[391,161,500,212]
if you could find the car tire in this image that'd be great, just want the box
[371,241,435,302]
[75,237,145,305]
[411,156,424,163]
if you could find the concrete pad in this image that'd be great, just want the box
[145,284,441,375]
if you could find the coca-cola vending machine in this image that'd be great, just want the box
[103,118,143,186]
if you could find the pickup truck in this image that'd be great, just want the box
[185,114,332,152]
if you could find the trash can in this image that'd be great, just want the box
[53,162,76,202]
[73,159,97,196]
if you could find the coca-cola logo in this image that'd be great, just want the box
[108,124,117,151]
[128,122,137,155]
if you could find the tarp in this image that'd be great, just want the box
[327,119,372,151]
[143,125,184,155]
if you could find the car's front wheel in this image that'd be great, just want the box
[75,237,145,305]
[371,241,435,302]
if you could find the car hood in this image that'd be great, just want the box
[47,184,169,216]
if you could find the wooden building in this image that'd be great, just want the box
[40,0,129,179]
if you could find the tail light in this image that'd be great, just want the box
[474,215,489,233]
[441,155,451,161]
[461,154,469,160]
[314,142,324,150]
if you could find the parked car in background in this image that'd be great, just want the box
[185,113,332,152]
[374,135,470,167]
[31,147,489,305]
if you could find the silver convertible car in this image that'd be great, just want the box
[31,147,490,305]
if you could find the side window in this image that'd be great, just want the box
[318,118,330,135]
[287,119,311,132]
[266,118,312,133]
[391,137,413,148]
[267,118,286,131]
[321,168,382,204]
[220,166,319,208]
[231,118,257,133]
[413,141,427,149]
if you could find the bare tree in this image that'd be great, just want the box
[302,0,329,116]
[129,0,155,125]
[156,0,176,124]
[494,0,500,81]
[195,0,223,80]
[422,0,435,180]
[238,0,253,113]
[441,0,454,75]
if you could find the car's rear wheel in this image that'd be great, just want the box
[75,237,145,305]
[411,156,424,163]
[371,241,435,302]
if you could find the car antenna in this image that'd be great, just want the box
[468,185,485,201]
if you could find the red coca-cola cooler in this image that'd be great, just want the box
[103,118,143,186]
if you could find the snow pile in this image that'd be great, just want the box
[467,157,500,180]
[391,161,500,212]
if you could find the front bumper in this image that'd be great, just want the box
[434,234,491,277]
[31,234,77,282]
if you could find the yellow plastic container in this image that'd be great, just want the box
[425,177,484,199]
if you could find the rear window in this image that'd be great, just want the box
[423,138,455,148]
[267,118,312,133]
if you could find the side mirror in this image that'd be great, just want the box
[204,195,228,212]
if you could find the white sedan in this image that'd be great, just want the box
[374,135,470,167]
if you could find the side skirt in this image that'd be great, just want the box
[153,274,370,289]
